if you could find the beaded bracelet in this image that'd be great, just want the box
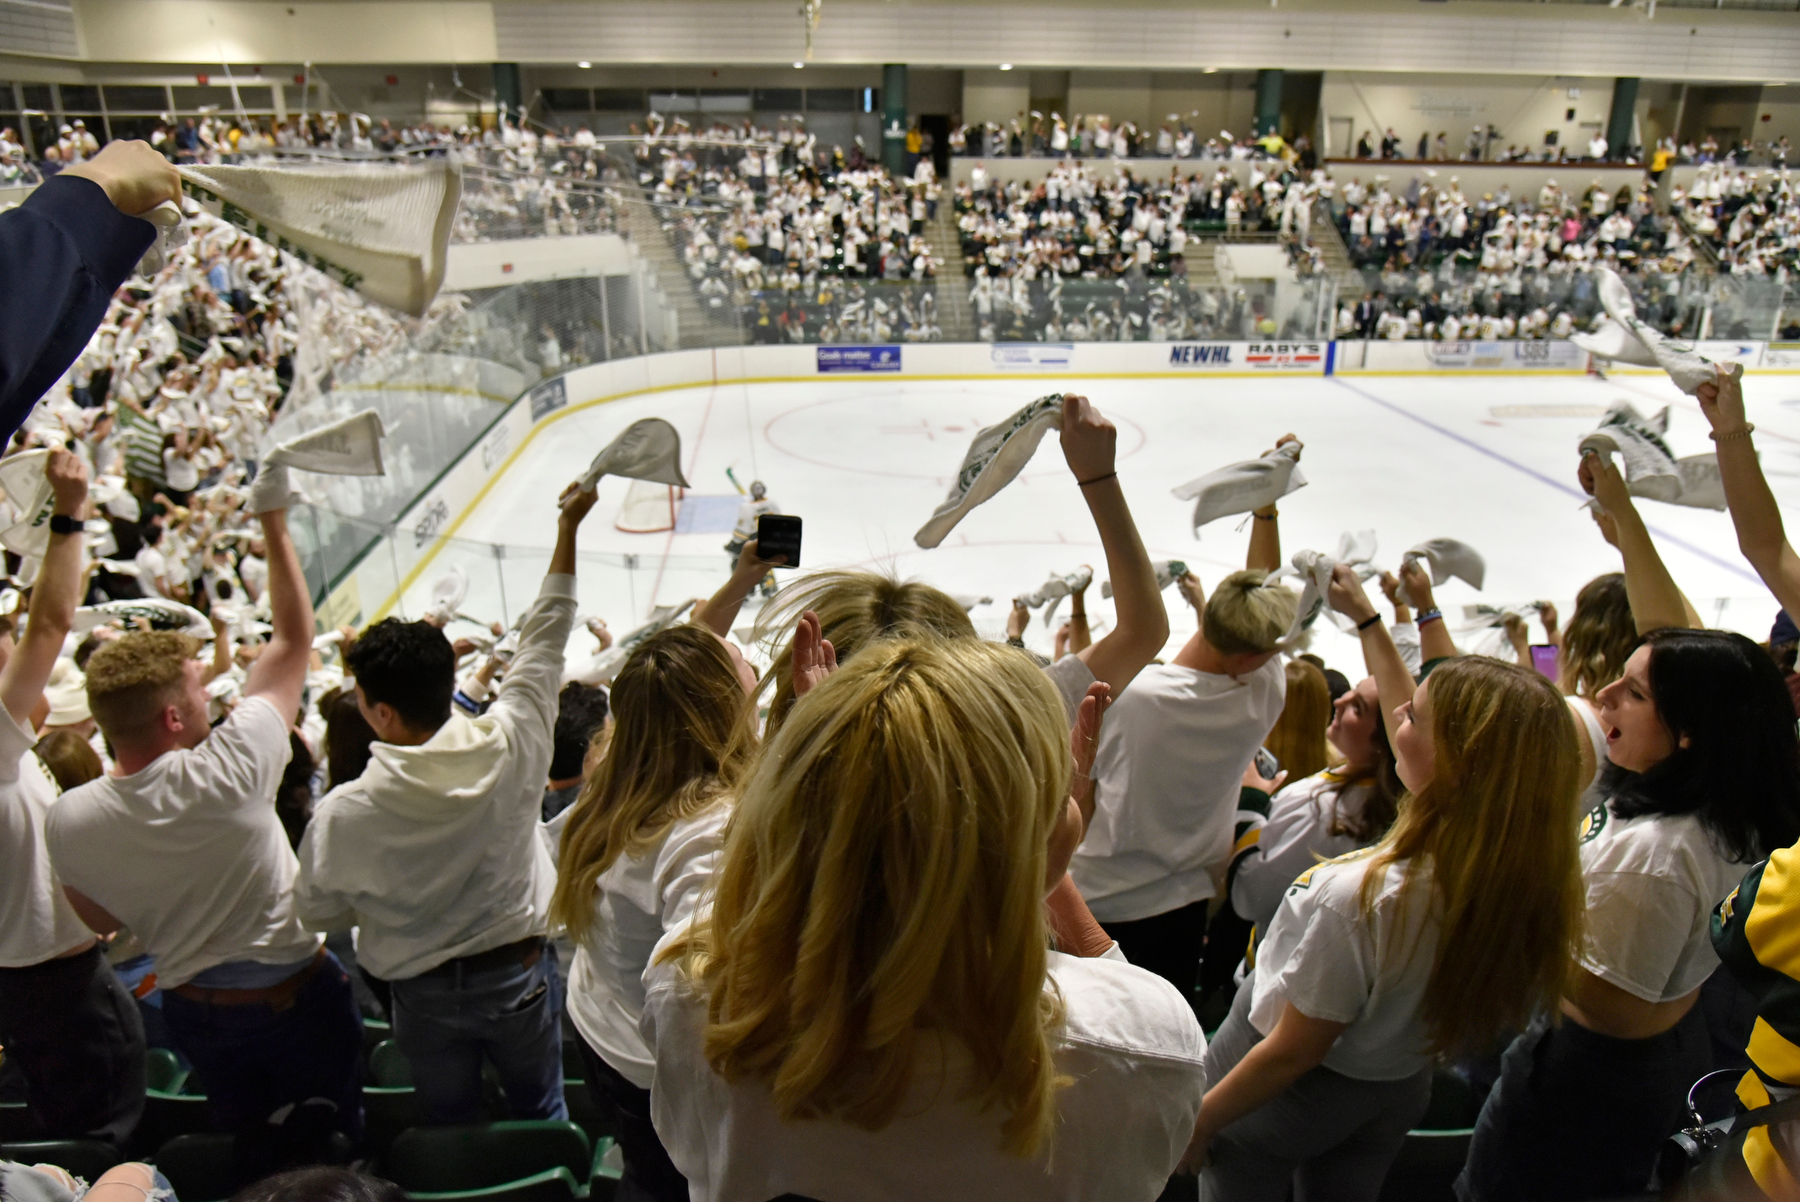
[1710,424,1756,442]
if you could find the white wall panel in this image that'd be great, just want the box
[491,2,1800,84]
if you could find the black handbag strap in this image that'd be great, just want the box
[1729,1090,1800,1136]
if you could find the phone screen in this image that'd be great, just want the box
[1530,644,1560,680]
[756,513,802,569]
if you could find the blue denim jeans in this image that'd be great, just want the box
[390,941,567,1125]
[160,950,364,1141]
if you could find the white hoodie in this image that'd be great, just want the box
[294,574,577,980]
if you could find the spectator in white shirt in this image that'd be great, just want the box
[0,451,146,1150]
[646,636,1205,1202]
[551,609,760,1202]
[1069,436,1300,999]
[134,524,170,599]
[47,465,359,1174]
[1185,567,1584,1200]
[294,479,596,1125]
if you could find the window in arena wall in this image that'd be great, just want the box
[104,85,169,112]
[543,88,592,112]
[58,84,100,112]
[593,88,646,111]
[804,87,856,112]
[752,87,802,113]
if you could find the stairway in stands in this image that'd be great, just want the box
[924,205,976,341]
[1307,200,1367,295]
[614,179,745,348]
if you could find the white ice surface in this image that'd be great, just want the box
[408,369,1800,676]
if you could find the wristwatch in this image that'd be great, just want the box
[48,513,80,536]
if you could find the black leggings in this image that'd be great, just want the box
[573,1032,689,1202]
[1457,1002,1711,1201]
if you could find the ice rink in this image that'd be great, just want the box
[407,368,1800,670]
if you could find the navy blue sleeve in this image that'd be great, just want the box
[0,174,155,440]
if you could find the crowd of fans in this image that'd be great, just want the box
[12,133,1800,1202]
[631,116,948,342]
[1671,162,1799,280]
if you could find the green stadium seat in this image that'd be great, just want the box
[144,1048,188,1095]
[369,1041,414,1089]
[588,1137,622,1202]
[153,1133,236,1202]
[362,1017,392,1060]
[402,1166,582,1202]
[361,1086,425,1159]
[0,1139,121,1181]
[562,1078,613,1144]
[133,1088,212,1157]
[385,1121,591,1194]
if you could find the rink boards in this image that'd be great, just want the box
[316,338,1800,665]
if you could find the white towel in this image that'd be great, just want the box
[176,160,462,317]
[1272,530,1378,649]
[1569,317,1660,368]
[1594,266,1742,396]
[1578,402,1725,511]
[0,450,58,559]
[1171,441,1306,537]
[74,598,212,639]
[1397,538,1487,606]
[1101,559,1189,600]
[577,418,691,493]
[915,395,1065,549]
[249,409,388,514]
[427,565,470,626]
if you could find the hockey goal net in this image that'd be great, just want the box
[615,479,682,533]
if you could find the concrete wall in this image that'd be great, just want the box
[1321,71,1618,162]
[442,234,632,292]
[962,68,1028,128]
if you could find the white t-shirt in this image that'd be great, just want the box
[162,450,199,493]
[1249,851,1439,1081]
[565,801,730,1089]
[45,696,320,989]
[0,709,94,966]
[1231,770,1378,937]
[642,952,1207,1202]
[1576,803,1751,1003]
[135,546,168,598]
[1071,658,1287,922]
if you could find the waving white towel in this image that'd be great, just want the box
[577,418,692,494]
[1271,530,1379,649]
[1171,441,1306,537]
[249,408,387,514]
[915,394,1065,549]
[1594,266,1742,396]
[1578,402,1724,511]
[1396,539,1487,606]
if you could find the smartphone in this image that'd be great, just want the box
[756,513,802,569]
[1530,644,1560,680]
[1253,746,1280,780]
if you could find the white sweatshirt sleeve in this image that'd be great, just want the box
[487,573,579,805]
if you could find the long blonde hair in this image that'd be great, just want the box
[1361,656,1584,1058]
[1265,659,1331,782]
[550,625,755,946]
[752,569,975,735]
[672,636,1070,1158]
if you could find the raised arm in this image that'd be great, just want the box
[1329,564,1416,752]
[1698,368,1800,620]
[1398,560,1459,664]
[1580,451,1700,634]
[1246,434,1297,574]
[1,450,88,727]
[239,504,312,720]
[1061,393,1169,693]
[693,538,781,637]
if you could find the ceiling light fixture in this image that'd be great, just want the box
[577,61,591,69]
[999,63,1013,71]
[794,61,805,69]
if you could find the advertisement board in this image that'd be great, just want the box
[991,343,1074,369]
[1165,342,1325,371]
[817,345,902,373]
